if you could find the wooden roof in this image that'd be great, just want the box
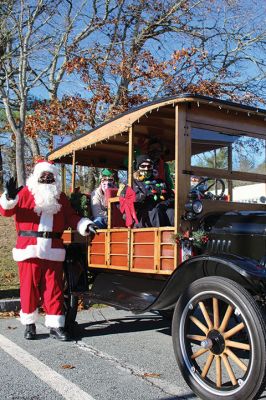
[47,94,266,169]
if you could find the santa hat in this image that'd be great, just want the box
[33,160,58,179]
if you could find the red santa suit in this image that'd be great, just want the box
[0,161,92,329]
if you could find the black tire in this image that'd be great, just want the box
[172,276,266,400]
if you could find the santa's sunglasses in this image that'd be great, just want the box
[139,163,153,170]
[38,172,55,184]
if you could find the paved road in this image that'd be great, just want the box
[0,307,197,400]
[1,307,266,400]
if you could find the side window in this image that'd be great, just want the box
[191,128,266,204]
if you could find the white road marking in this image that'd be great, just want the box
[76,341,193,398]
[0,334,95,400]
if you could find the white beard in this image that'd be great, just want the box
[27,174,62,215]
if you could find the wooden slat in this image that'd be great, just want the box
[190,166,266,184]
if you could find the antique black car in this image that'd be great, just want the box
[48,94,266,400]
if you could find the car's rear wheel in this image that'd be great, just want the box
[172,276,266,400]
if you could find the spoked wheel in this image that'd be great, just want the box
[172,277,266,400]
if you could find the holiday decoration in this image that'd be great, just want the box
[144,180,167,201]
[171,230,209,250]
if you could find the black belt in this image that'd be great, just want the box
[18,231,62,239]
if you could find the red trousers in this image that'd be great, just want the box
[18,259,64,316]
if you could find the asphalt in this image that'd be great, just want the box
[0,289,20,312]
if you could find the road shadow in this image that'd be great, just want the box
[72,313,171,340]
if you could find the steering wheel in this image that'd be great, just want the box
[192,177,226,200]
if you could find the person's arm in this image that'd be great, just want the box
[91,189,107,218]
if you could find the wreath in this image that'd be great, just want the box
[171,229,209,249]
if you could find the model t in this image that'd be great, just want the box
[48,94,266,400]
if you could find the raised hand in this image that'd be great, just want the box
[5,177,23,200]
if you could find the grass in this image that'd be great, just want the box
[0,215,19,291]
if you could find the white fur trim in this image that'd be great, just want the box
[39,212,53,231]
[33,162,58,179]
[45,314,65,328]
[0,192,19,210]
[13,243,66,262]
[12,212,66,261]
[77,218,93,236]
[20,308,38,325]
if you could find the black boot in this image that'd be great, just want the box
[50,327,71,341]
[24,323,36,340]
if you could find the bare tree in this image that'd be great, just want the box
[54,0,266,128]
[0,0,61,184]
[1,0,265,187]
[0,0,115,185]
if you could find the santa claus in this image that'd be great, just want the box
[0,160,96,341]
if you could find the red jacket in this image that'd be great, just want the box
[0,186,91,262]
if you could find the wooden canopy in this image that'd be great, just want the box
[47,94,266,169]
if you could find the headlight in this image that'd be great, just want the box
[192,200,203,214]
[185,211,195,221]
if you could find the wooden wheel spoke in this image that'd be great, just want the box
[191,347,208,360]
[225,348,248,372]
[201,353,214,378]
[225,340,250,351]
[215,355,222,387]
[189,315,209,335]
[224,322,245,339]
[221,354,237,386]
[213,298,219,329]
[186,334,206,341]
[199,301,213,330]
[219,305,233,333]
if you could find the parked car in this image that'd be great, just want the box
[48,94,266,400]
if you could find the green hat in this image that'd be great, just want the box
[100,168,114,178]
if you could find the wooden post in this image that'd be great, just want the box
[175,104,188,232]
[128,126,133,187]
[61,164,66,193]
[228,144,233,200]
[71,151,76,192]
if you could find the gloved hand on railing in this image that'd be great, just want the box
[5,177,23,200]
[86,223,98,235]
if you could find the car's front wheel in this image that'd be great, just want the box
[172,276,266,400]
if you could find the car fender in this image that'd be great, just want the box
[146,253,266,312]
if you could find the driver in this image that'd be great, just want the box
[191,176,226,200]
[191,176,208,196]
